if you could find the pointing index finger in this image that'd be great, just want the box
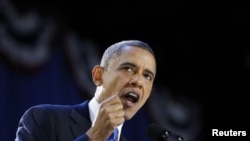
[101,94,121,105]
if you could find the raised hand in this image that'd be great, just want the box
[86,95,125,141]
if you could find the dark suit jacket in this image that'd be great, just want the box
[15,101,126,141]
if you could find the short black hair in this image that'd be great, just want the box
[100,40,155,68]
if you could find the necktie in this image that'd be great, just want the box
[107,128,119,141]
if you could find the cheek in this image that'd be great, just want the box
[140,86,152,105]
[144,84,153,97]
[138,91,151,107]
[141,93,150,105]
[103,73,128,92]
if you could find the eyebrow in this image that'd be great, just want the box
[120,62,155,79]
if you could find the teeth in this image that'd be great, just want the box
[128,93,138,98]
[123,92,139,103]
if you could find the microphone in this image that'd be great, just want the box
[146,123,184,141]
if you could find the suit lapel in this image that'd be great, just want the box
[120,135,127,141]
[70,101,91,138]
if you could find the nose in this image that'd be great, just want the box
[129,75,143,89]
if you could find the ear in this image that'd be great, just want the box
[92,65,104,86]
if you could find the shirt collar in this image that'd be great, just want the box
[89,98,123,140]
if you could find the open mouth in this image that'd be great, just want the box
[122,92,140,107]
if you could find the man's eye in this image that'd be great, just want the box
[144,74,152,80]
[124,67,133,72]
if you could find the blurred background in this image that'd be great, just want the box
[1,0,249,141]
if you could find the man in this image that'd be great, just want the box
[15,40,157,141]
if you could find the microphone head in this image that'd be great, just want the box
[146,123,184,141]
[146,123,170,141]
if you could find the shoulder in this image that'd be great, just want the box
[22,103,76,119]
[23,101,90,116]
[26,104,72,112]
[20,101,90,122]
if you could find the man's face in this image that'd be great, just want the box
[100,46,156,120]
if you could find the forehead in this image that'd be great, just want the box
[110,46,156,72]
